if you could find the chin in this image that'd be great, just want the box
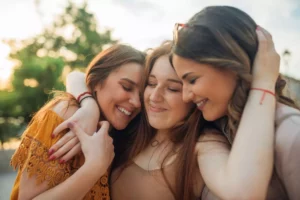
[202,113,217,122]
[148,121,163,130]
[203,111,225,122]
[111,122,128,130]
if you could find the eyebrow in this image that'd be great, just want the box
[167,79,182,85]
[149,75,182,85]
[182,72,193,80]
[121,78,137,86]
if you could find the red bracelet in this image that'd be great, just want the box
[77,91,92,103]
[250,88,275,104]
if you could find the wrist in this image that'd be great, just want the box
[81,99,100,117]
[251,80,276,92]
[84,160,107,176]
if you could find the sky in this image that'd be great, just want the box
[0,0,300,87]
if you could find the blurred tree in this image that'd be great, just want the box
[0,1,116,142]
[0,91,23,148]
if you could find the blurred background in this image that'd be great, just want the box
[0,0,299,199]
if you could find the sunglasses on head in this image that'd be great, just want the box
[173,23,187,44]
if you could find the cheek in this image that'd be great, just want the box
[193,80,211,97]
[114,90,130,103]
[170,95,191,114]
[218,78,237,102]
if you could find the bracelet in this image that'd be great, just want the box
[77,91,92,103]
[79,95,94,105]
[250,88,276,105]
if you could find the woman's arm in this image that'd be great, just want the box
[66,71,88,98]
[19,161,105,200]
[65,71,99,120]
[49,71,100,162]
[196,27,278,200]
[19,102,114,200]
[65,71,99,121]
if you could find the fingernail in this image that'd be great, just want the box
[59,160,65,164]
[51,133,55,138]
[49,155,56,161]
[48,149,55,155]
[67,122,74,129]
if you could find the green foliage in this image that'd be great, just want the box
[0,1,116,143]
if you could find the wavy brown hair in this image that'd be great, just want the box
[115,41,204,200]
[172,6,299,142]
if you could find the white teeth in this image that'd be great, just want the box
[196,99,206,107]
[117,107,132,116]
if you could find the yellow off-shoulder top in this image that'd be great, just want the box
[10,109,110,200]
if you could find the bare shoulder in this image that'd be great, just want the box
[51,100,79,120]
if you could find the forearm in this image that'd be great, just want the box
[66,71,88,98]
[226,83,276,197]
[66,71,100,120]
[33,163,105,200]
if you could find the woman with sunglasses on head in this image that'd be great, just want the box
[54,32,279,199]
[50,7,299,200]
[172,6,300,200]
[10,44,145,200]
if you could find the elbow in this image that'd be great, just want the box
[66,71,84,80]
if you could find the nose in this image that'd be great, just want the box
[182,84,194,103]
[129,91,141,108]
[149,87,163,103]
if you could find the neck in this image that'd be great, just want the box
[154,129,171,143]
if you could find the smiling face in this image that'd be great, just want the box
[95,62,143,130]
[144,55,193,130]
[172,54,237,121]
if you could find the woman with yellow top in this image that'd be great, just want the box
[10,44,145,200]
[49,7,300,200]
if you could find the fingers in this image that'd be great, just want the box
[256,26,268,52]
[258,26,272,41]
[52,120,69,138]
[59,143,81,163]
[257,26,280,62]
[49,137,80,161]
[68,122,87,142]
[49,131,75,155]
[96,121,114,152]
[256,26,275,51]
[97,121,110,136]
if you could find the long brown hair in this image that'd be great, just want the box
[173,6,299,142]
[119,41,203,200]
[34,44,145,154]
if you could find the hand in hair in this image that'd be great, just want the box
[252,26,280,90]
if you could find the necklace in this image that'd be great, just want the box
[150,139,160,147]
